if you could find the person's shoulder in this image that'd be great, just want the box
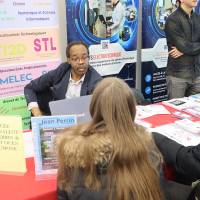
[134,124,154,146]
[56,125,112,168]
[52,62,71,79]
[57,62,70,71]
[166,8,181,22]
[88,66,102,79]
[165,9,180,30]
[56,124,87,143]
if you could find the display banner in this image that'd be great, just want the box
[0,0,61,129]
[66,0,138,87]
[0,28,60,65]
[0,0,58,29]
[141,0,173,102]
[0,61,59,98]
[196,1,200,13]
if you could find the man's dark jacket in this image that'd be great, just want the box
[24,62,102,114]
[153,132,200,184]
[165,7,200,78]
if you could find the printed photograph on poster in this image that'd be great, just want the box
[66,0,138,86]
[67,0,138,49]
[142,0,176,46]
[38,128,62,171]
[31,115,77,178]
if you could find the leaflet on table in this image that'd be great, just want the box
[151,119,200,146]
[188,93,200,103]
[135,119,152,130]
[182,106,200,118]
[136,104,170,119]
[31,115,77,179]
[162,97,200,111]
[0,116,26,175]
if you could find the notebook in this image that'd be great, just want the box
[49,95,92,124]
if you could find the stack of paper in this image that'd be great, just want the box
[151,119,200,146]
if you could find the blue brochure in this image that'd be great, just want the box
[31,115,77,179]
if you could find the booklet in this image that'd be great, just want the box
[0,116,26,175]
[162,98,189,110]
[31,115,77,179]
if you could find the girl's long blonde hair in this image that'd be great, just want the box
[58,77,163,200]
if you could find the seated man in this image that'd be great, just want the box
[153,132,200,185]
[24,41,102,116]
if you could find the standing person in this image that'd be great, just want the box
[88,0,100,33]
[56,77,164,200]
[24,41,102,116]
[108,0,125,36]
[165,0,200,99]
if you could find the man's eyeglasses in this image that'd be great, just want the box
[70,55,89,63]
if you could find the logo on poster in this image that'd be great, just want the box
[0,73,32,84]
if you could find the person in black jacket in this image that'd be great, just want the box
[153,132,200,185]
[24,41,102,116]
[165,0,200,99]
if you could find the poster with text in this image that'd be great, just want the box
[141,0,171,102]
[0,0,61,129]
[66,0,138,87]
[0,95,31,130]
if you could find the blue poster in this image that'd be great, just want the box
[66,0,138,87]
[195,0,200,13]
[141,0,174,102]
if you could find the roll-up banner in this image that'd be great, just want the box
[66,0,138,87]
[141,0,174,102]
[196,1,200,13]
[0,0,61,129]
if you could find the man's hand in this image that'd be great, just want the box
[31,107,43,116]
[169,46,183,58]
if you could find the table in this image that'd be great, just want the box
[0,158,57,200]
[0,102,198,200]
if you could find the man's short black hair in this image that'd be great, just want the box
[66,41,89,58]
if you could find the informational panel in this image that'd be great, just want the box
[66,0,138,87]
[0,116,26,175]
[141,0,173,102]
[0,0,61,129]
[31,115,76,179]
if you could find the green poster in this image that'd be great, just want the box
[0,95,31,130]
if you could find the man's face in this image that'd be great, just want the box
[68,44,89,80]
[181,0,198,9]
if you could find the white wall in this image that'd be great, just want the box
[58,0,67,62]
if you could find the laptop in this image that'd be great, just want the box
[49,95,92,124]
